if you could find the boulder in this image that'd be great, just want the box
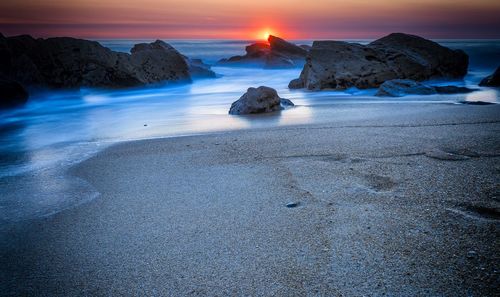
[268,35,308,58]
[186,58,217,78]
[229,86,294,115]
[434,86,476,94]
[376,80,436,96]
[290,33,469,91]
[479,67,500,87]
[130,40,191,84]
[0,76,29,108]
[376,79,476,97]
[218,35,308,68]
[0,34,215,90]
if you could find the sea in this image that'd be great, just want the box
[0,39,499,222]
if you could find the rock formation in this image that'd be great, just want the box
[289,33,469,91]
[218,36,308,68]
[0,76,29,108]
[0,34,215,91]
[479,67,500,87]
[376,79,476,97]
[229,86,294,115]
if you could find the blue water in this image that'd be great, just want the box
[0,39,499,222]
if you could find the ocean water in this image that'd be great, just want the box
[0,39,499,222]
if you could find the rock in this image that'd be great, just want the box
[479,67,500,87]
[0,34,215,90]
[186,58,217,78]
[268,35,308,58]
[0,76,29,108]
[280,98,295,107]
[434,86,476,94]
[218,35,308,68]
[228,86,294,115]
[288,78,304,89]
[130,40,191,84]
[290,33,469,90]
[458,100,495,105]
[376,79,437,96]
[375,79,476,97]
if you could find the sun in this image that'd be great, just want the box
[259,29,274,41]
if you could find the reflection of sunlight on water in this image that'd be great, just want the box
[464,89,500,103]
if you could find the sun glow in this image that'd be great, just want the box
[259,29,274,41]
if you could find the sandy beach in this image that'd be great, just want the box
[1,102,499,296]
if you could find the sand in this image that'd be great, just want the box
[1,103,499,296]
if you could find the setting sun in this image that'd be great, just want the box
[259,29,274,40]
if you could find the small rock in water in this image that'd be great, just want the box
[286,202,300,208]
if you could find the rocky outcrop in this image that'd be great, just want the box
[479,67,500,87]
[376,80,436,96]
[289,33,469,90]
[376,79,476,97]
[229,86,294,115]
[218,36,307,68]
[0,76,29,108]
[0,34,215,90]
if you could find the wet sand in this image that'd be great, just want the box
[1,103,499,296]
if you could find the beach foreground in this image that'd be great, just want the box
[1,103,499,296]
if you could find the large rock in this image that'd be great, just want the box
[218,35,308,68]
[0,76,29,108]
[376,79,476,97]
[229,86,294,115]
[376,80,437,96]
[0,34,215,90]
[289,33,469,90]
[479,67,500,87]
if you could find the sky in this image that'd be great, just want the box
[1,0,500,39]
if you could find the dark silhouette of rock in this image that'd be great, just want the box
[0,34,215,90]
[290,33,469,91]
[459,100,495,105]
[186,58,217,78]
[479,67,500,87]
[218,35,308,68]
[0,76,29,108]
[376,79,476,97]
[268,35,307,58]
[376,80,436,96]
[434,86,476,94]
[229,86,294,115]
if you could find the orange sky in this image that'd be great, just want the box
[1,0,500,39]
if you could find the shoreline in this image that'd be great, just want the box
[1,102,499,295]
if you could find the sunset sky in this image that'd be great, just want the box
[1,0,500,39]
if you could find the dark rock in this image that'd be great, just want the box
[0,76,29,108]
[218,35,308,68]
[186,58,216,78]
[434,86,476,94]
[458,100,495,105]
[130,40,191,84]
[0,34,215,90]
[280,98,295,107]
[288,78,304,89]
[268,35,308,58]
[290,33,469,90]
[376,79,436,97]
[479,67,500,87]
[228,86,294,115]
[376,79,477,97]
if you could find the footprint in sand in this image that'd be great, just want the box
[360,173,397,192]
